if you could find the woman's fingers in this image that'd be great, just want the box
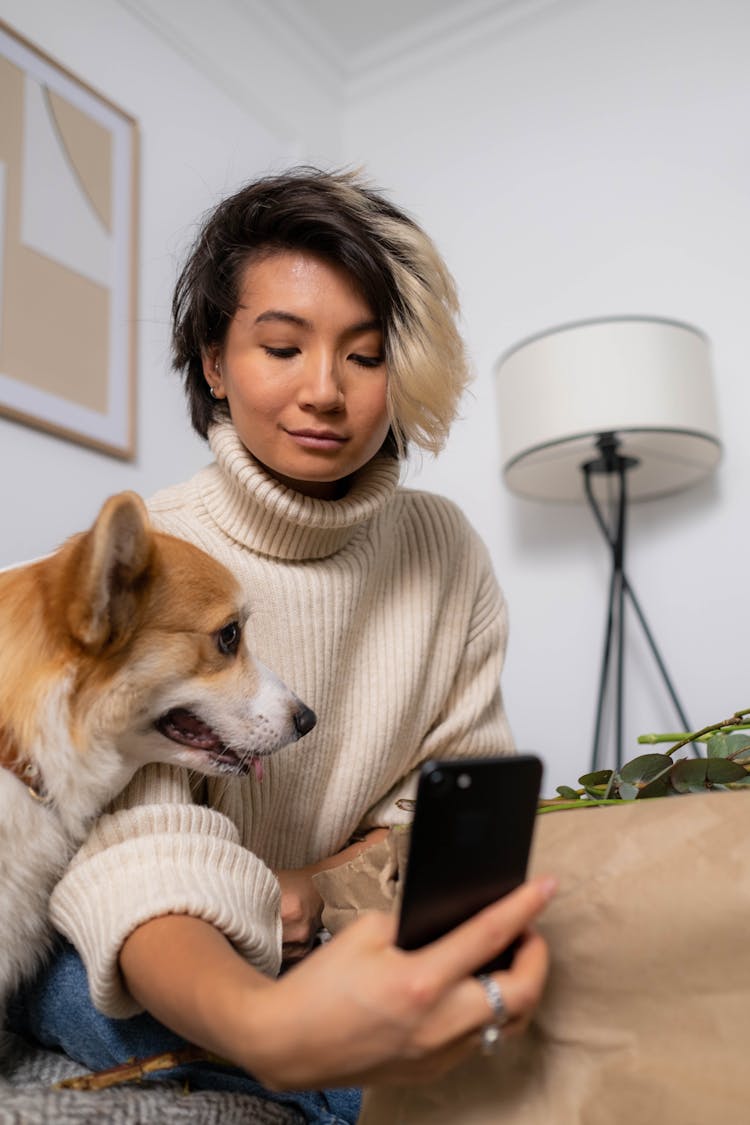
[397,928,550,1053]
[349,938,552,1089]
[357,879,556,1062]
[362,877,555,1040]
[475,930,549,1041]
[410,876,557,988]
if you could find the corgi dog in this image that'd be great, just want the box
[0,491,315,1031]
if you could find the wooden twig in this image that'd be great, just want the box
[55,1045,229,1091]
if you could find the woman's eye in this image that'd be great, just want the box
[217,621,241,656]
[350,353,384,368]
[264,346,299,359]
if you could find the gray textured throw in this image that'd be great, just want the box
[0,1034,302,1124]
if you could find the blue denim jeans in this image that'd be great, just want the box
[7,939,361,1125]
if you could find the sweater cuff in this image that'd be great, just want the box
[50,829,282,1017]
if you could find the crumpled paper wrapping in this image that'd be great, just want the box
[313,830,403,929]
[313,791,750,1125]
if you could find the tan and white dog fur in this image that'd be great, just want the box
[0,491,315,1033]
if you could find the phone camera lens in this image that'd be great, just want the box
[425,766,454,793]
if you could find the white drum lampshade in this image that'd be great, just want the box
[495,317,721,502]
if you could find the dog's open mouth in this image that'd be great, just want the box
[155,709,264,779]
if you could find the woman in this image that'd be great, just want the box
[10,168,555,1124]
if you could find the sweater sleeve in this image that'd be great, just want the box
[49,764,282,1017]
[360,543,515,830]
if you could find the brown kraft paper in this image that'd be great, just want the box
[313,790,750,1125]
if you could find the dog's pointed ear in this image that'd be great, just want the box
[66,492,154,653]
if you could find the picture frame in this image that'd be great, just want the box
[0,20,138,460]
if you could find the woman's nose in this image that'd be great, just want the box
[298,353,344,411]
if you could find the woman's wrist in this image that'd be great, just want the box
[119,914,274,1070]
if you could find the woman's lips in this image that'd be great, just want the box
[285,428,348,450]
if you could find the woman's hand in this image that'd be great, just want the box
[121,873,556,1093]
[276,866,324,962]
[246,874,557,1090]
[276,828,389,963]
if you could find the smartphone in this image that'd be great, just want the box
[396,754,543,971]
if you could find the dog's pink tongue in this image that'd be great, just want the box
[253,757,264,782]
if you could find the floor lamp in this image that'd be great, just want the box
[494,317,722,772]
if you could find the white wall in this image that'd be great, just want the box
[343,0,750,791]
[0,0,337,564]
[4,0,748,795]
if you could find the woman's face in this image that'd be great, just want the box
[203,250,391,499]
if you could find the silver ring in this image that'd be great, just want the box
[477,973,508,1056]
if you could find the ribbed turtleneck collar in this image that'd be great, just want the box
[198,422,402,561]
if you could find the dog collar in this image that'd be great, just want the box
[5,759,51,805]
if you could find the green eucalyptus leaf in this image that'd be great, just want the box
[707,732,750,760]
[706,732,730,758]
[706,758,746,784]
[578,770,613,787]
[618,781,639,801]
[726,776,750,788]
[670,759,708,794]
[667,757,744,791]
[722,733,750,761]
[556,786,581,800]
[619,754,673,787]
[578,769,613,799]
[637,776,671,799]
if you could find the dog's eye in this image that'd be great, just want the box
[217,621,241,656]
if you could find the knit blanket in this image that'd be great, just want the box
[0,1033,301,1124]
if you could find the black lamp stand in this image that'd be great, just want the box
[582,432,694,772]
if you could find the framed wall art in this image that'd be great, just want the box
[0,20,138,459]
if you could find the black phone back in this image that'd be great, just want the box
[396,755,543,967]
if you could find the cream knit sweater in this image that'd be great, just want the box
[49,422,513,1017]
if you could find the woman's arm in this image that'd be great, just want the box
[120,874,556,1090]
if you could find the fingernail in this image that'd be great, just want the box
[538,875,558,901]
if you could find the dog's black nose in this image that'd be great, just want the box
[294,704,317,737]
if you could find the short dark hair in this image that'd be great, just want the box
[171,167,469,455]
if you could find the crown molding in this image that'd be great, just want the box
[116,0,566,134]
[115,0,341,151]
[344,0,564,99]
[254,0,345,81]
[255,0,565,99]
[224,0,343,97]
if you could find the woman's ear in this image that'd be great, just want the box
[202,349,226,399]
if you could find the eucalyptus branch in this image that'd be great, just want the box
[639,725,750,744]
[639,732,709,744]
[537,798,625,815]
[638,709,750,757]
[548,707,750,812]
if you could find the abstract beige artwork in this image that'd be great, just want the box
[0,22,137,458]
